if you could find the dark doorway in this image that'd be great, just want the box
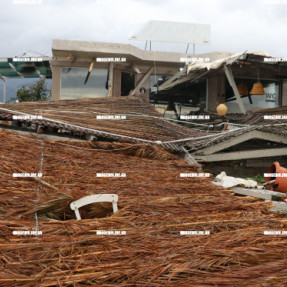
[121,72,136,96]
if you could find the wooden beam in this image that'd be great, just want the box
[158,69,185,91]
[158,71,206,91]
[195,147,287,162]
[181,146,202,170]
[224,64,246,114]
[130,66,154,96]
[231,63,287,74]
[225,53,247,65]
[207,77,218,112]
[159,74,195,91]
[196,130,287,156]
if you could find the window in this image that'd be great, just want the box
[121,72,136,96]
[61,67,108,100]
[225,78,280,113]
[150,75,206,118]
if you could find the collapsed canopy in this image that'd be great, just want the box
[0,57,52,79]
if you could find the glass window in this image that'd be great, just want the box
[149,75,206,119]
[225,78,280,113]
[149,75,170,94]
[61,67,108,100]
[121,72,135,96]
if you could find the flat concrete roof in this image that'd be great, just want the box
[52,39,233,66]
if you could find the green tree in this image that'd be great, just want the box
[15,78,50,102]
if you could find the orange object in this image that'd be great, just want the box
[216,104,228,116]
[67,54,73,60]
[250,82,265,95]
[222,120,229,132]
[265,162,287,193]
[237,83,248,96]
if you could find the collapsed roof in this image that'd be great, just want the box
[187,51,273,73]
[1,128,287,286]
[0,96,208,152]
[158,51,287,93]
[1,96,287,162]
[0,57,52,79]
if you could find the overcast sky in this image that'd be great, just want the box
[1,0,287,58]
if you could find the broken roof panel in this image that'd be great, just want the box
[0,57,52,79]
[187,51,273,74]
[2,96,287,163]
[0,96,210,146]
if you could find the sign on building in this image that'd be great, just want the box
[130,20,210,45]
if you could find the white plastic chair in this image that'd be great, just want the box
[70,194,118,220]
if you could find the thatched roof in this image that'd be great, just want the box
[1,128,287,286]
[0,96,206,145]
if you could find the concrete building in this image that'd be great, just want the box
[165,51,287,114]
[51,39,287,116]
[51,39,231,104]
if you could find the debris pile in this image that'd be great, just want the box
[214,171,258,188]
[0,96,205,143]
[1,129,287,286]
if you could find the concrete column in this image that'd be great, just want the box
[281,80,287,106]
[106,63,114,97]
[112,68,121,97]
[224,65,246,114]
[3,79,6,104]
[206,77,217,112]
[51,65,62,101]
[0,76,6,104]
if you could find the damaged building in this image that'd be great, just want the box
[1,39,287,167]
[50,40,287,116]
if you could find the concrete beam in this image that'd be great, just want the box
[269,201,287,213]
[224,64,246,114]
[197,130,287,156]
[158,68,187,91]
[233,187,286,201]
[157,73,202,91]
[195,147,287,162]
[130,66,154,96]
[52,39,226,65]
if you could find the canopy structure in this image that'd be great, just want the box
[186,51,273,73]
[157,50,287,114]
[0,56,52,103]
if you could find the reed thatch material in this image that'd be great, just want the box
[89,141,178,160]
[0,96,203,142]
[1,129,287,286]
